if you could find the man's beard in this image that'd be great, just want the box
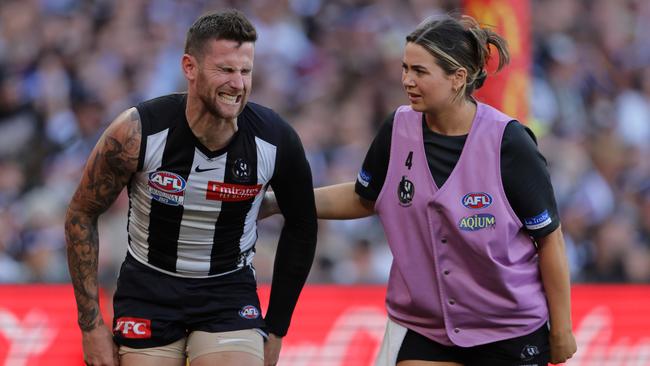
[196,70,245,119]
[199,91,222,118]
[198,89,245,119]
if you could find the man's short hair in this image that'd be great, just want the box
[184,9,257,58]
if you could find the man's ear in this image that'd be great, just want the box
[182,54,198,81]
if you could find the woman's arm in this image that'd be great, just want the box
[537,226,577,364]
[259,115,393,222]
[314,182,374,219]
[259,181,374,220]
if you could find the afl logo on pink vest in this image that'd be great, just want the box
[239,305,260,319]
[147,171,186,206]
[461,192,492,209]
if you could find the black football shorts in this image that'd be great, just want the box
[397,323,550,366]
[112,253,266,349]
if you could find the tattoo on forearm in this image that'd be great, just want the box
[64,109,141,331]
[65,211,102,331]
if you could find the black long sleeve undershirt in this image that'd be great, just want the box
[264,124,318,337]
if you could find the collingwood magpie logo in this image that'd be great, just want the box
[520,344,540,361]
[397,175,414,207]
[232,158,251,182]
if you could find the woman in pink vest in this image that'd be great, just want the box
[264,14,576,366]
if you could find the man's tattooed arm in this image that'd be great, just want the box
[64,108,141,332]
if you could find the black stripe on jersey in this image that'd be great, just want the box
[147,118,195,272]
[136,110,149,172]
[209,129,258,275]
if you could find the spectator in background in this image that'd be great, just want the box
[0,208,28,283]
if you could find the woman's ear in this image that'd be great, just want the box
[453,67,468,91]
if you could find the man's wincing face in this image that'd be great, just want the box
[193,39,254,120]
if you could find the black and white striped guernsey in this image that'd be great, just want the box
[126,93,305,278]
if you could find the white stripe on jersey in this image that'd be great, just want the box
[239,137,277,254]
[128,129,169,261]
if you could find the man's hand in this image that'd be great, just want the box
[263,333,282,366]
[82,325,119,366]
[549,328,577,364]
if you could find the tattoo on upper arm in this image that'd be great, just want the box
[64,108,141,331]
[80,108,141,213]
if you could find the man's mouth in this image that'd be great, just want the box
[218,92,241,105]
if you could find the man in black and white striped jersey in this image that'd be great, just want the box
[64,9,317,366]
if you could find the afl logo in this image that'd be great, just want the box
[148,171,186,206]
[148,171,186,193]
[461,192,492,209]
[232,158,252,182]
[239,305,260,320]
[398,176,415,207]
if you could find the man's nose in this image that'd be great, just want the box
[228,72,245,90]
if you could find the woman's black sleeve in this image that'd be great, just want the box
[355,112,395,201]
[501,121,560,238]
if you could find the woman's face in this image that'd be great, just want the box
[401,42,457,113]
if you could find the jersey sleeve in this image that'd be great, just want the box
[355,112,395,201]
[501,121,560,238]
[265,119,318,337]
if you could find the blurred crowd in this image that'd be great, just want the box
[0,0,648,287]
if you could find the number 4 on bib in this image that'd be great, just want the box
[405,151,413,170]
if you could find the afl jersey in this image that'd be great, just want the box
[127,93,288,278]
